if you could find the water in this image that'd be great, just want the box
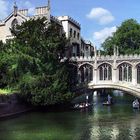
[0,92,140,140]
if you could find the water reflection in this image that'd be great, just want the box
[83,91,140,140]
[88,110,140,140]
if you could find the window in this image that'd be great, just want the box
[118,63,132,82]
[137,64,140,84]
[79,64,93,83]
[69,28,72,37]
[99,63,112,81]
[11,18,18,29]
[74,30,76,38]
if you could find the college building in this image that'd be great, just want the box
[0,0,94,57]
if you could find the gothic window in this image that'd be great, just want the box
[119,66,122,81]
[99,67,103,80]
[104,67,107,80]
[108,66,112,80]
[128,66,132,82]
[90,67,93,81]
[80,67,84,83]
[99,63,112,81]
[79,64,93,83]
[85,67,88,82]
[11,18,18,29]
[118,63,132,82]
[137,65,140,84]
[124,66,127,81]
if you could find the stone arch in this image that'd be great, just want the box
[88,83,140,98]
[134,62,140,68]
[97,62,113,68]
[79,62,93,69]
[117,61,133,68]
[69,63,78,67]
[98,63,112,81]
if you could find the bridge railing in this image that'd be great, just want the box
[70,54,140,62]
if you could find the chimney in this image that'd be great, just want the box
[18,9,28,16]
[35,6,48,15]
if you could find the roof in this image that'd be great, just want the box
[57,16,81,29]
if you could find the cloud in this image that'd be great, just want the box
[93,26,117,47]
[87,7,115,25]
[0,0,8,20]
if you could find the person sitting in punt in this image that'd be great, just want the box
[132,99,139,109]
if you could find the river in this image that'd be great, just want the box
[0,90,140,140]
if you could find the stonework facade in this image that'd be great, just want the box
[0,1,50,42]
[70,51,140,98]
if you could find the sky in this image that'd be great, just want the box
[0,0,140,48]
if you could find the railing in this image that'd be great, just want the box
[70,54,140,62]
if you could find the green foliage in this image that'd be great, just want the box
[101,19,140,55]
[0,18,74,106]
[0,88,13,95]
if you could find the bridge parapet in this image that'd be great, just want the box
[118,54,140,60]
[70,56,94,62]
[70,54,140,63]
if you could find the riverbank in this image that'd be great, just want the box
[0,93,73,119]
[0,93,32,119]
[0,104,32,120]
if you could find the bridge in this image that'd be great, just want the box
[70,48,140,97]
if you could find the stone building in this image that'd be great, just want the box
[0,0,94,57]
[0,1,51,42]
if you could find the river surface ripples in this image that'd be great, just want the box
[0,92,140,140]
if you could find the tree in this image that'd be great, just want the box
[0,17,74,106]
[101,19,140,55]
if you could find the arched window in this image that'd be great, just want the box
[85,67,88,82]
[128,66,132,82]
[137,64,140,84]
[108,66,112,80]
[118,63,132,82]
[79,64,93,83]
[104,67,107,80]
[99,67,103,80]
[89,67,93,81]
[99,63,112,81]
[11,18,18,29]
[124,66,127,81]
[119,66,122,81]
[80,67,84,83]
